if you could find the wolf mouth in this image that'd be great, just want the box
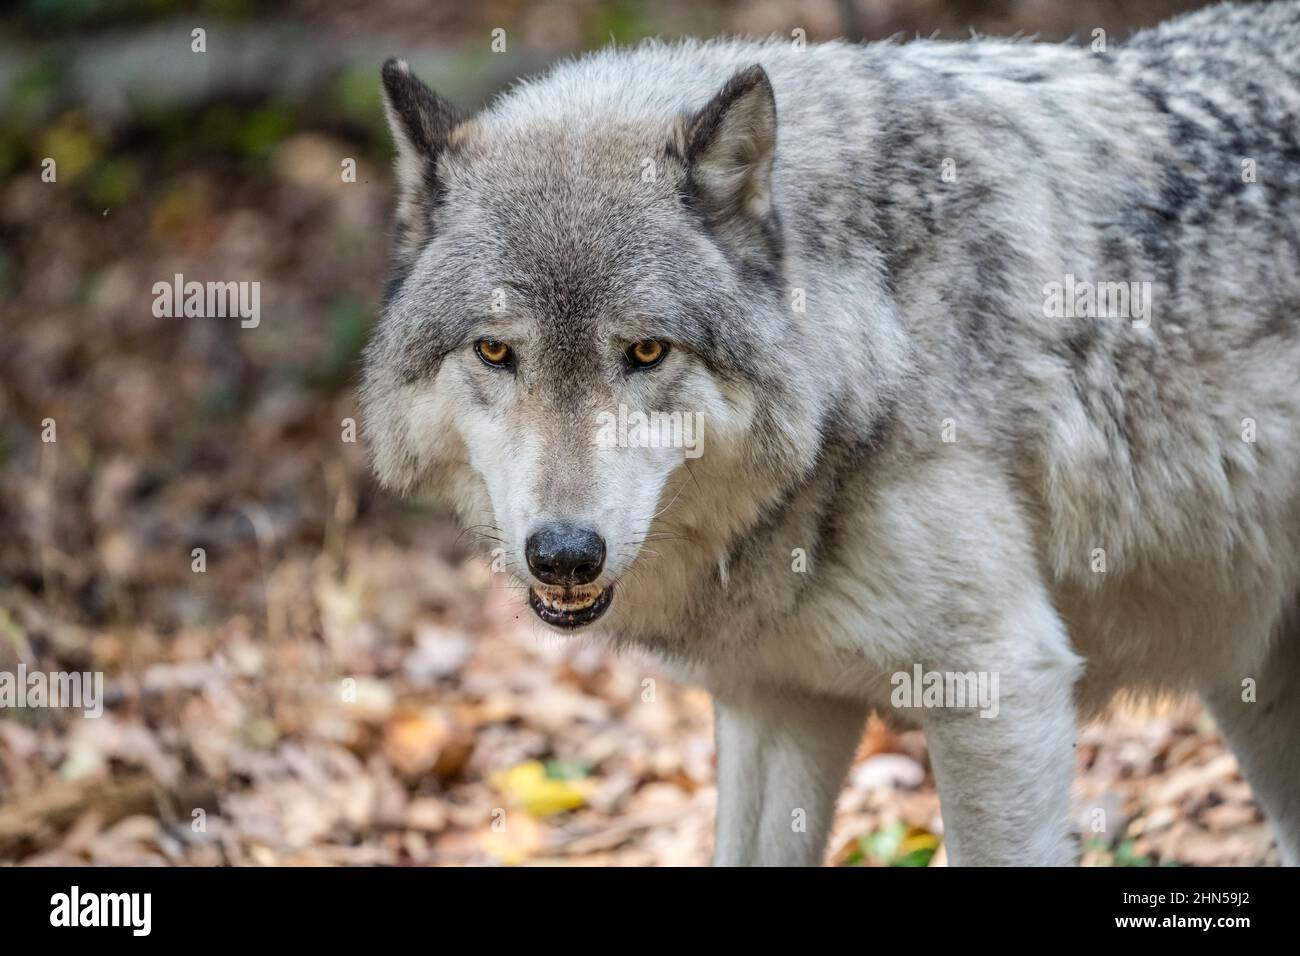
[528,583,614,629]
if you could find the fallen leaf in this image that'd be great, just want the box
[489,760,594,817]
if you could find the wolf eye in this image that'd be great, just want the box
[627,340,668,370]
[475,339,513,368]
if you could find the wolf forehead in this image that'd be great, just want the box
[438,122,710,310]
[379,132,770,385]
[381,188,731,377]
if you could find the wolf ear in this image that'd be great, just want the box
[679,65,777,225]
[380,58,467,264]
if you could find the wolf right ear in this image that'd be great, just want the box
[677,65,778,226]
[380,58,467,264]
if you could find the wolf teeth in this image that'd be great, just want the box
[555,598,597,611]
[536,588,600,611]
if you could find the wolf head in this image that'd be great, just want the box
[361,57,826,632]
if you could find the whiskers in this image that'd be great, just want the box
[614,464,709,588]
[458,523,505,548]
[458,521,532,595]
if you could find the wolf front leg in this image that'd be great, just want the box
[918,600,1082,866]
[711,688,866,866]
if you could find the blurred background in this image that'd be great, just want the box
[0,0,1276,866]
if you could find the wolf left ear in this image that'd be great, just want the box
[678,65,778,225]
[380,58,467,264]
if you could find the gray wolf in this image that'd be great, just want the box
[362,0,1300,865]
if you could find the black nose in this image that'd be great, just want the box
[526,523,606,586]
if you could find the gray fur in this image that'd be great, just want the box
[362,1,1300,865]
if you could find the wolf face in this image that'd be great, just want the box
[362,59,819,630]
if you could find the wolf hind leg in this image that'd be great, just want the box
[1199,612,1300,865]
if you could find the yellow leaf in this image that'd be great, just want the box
[898,829,941,857]
[489,760,593,817]
[42,123,97,182]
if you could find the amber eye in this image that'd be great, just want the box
[627,340,668,369]
[475,339,512,367]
